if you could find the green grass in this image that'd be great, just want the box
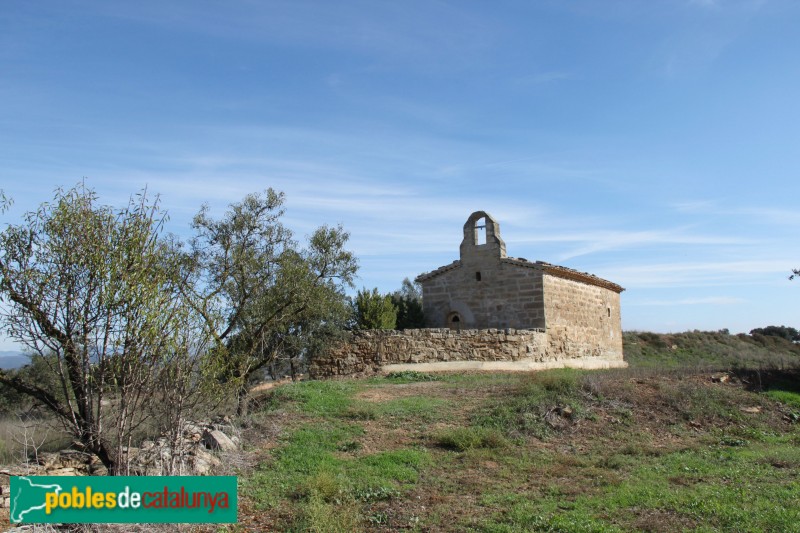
[345,395,447,425]
[241,358,800,531]
[472,369,593,439]
[435,426,509,451]
[264,380,360,418]
[469,437,800,532]
[245,418,431,509]
[765,389,800,409]
[377,396,446,421]
[624,330,800,370]
[245,377,434,529]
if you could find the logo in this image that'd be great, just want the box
[10,476,237,524]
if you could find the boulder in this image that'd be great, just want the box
[202,429,238,452]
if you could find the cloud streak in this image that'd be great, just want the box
[610,259,795,288]
[629,296,745,306]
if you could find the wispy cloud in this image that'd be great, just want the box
[654,0,769,77]
[672,200,800,225]
[513,228,751,261]
[629,296,745,306]
[611,259,794,288]
[92,1,498,70]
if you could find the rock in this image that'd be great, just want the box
[90,464,109,476]
[59,450,90,466]
[711,373,730,383]
[8,417,243,478]
[740,406,761,414]
[192,448,222,475]
[35,452,59,468]
[202,429,238,452]
[122,447,140,461]
[46,467,81,476]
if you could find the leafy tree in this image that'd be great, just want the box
[750,326,800,342]
[391,277,425,330]
[185,189,357,414]
[0,184,215,474]
[354,288,397,330]
[0,352,63,415]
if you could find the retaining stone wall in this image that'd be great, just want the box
[308,327,619,378]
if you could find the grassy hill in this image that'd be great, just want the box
[233,331,800,532]
[623,330,800,370]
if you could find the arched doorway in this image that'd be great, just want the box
[447,312,462,332]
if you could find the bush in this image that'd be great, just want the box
[354,288,397,329]
[391,278,425,330]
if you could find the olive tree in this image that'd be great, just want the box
[0,185,215,474]
[185,189,357,414]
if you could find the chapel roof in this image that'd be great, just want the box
[415,257,624,293]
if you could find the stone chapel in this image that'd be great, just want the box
[415,211,624,358]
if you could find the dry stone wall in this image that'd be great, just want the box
[309,327,626,378]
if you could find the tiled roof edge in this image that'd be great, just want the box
[534,260,625,293]
[414,260,462,282]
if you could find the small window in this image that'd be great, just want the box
[476,272,482,281]
[607,308,611,318]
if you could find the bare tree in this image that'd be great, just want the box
[0,184,215,474]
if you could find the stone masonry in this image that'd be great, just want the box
[310,328,547,377]
[309,327,625,378]
[417,211,623,338]
[311,211,626,377]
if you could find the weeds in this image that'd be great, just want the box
[241,360,800,531]
[383,371,441,383]
[625,330,800,370]
[473,369,589,439]
[435,427,508,451]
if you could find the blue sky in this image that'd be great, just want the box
[1,0,799,350]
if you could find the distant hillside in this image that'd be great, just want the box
[624,330,800,369]
[0,351,28,370]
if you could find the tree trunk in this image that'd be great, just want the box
[236,385,249,417]
[89,437,118,475]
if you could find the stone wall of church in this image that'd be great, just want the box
[421,261,546,330]
[542,274,623,358]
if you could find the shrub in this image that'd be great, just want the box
[354,288,397,329]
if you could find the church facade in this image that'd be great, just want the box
[415,211,624,358]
